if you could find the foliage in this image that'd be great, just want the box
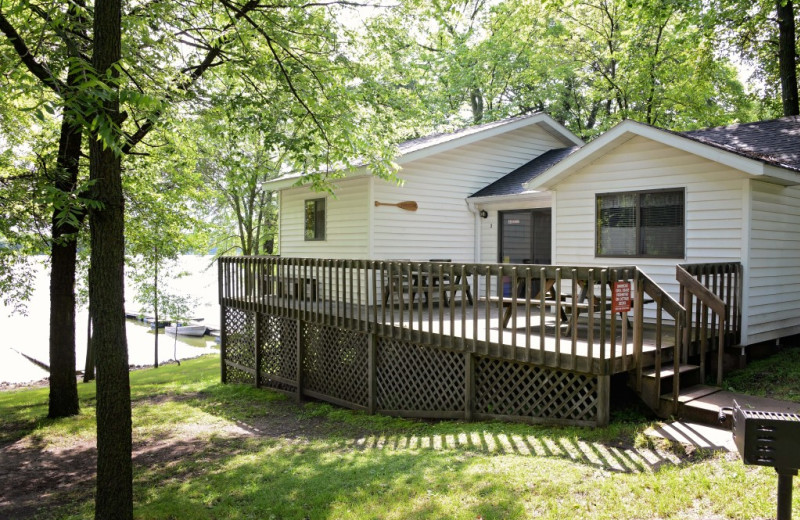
[707,0,799,117]
[364,0,758,139]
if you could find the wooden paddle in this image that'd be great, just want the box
[374,200,418,211]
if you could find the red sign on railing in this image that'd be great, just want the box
[612,281,632,313]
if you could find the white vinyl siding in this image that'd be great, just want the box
[480,210,499,263]
[372,125,564,262]
[279,177,370,258]
[747,180,800,343]
[552,136,748,309]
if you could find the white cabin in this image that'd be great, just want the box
[267,113,583,263]
[268,114,800,348]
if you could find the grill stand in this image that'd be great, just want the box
[777,468,797,520]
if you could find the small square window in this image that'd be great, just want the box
[304,198,325,241]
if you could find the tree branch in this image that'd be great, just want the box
[122,0,261,153]
[0,11,67,95]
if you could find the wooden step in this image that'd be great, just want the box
[659,385,726,426]
[636,365,702,415]
[641,364,699,379]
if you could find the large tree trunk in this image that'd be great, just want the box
[84,301,94,382]
[48,116,82,418]
[777,0,799,116]
[90,0,132,517]
[47,0,88,419]
[153,249,159,369]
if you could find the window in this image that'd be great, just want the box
[596,189,684,258]
[304,198,325,241]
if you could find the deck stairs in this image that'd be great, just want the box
[629,263,743,426]
[630,343,705,419]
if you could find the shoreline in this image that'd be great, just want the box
[0,357,207,392]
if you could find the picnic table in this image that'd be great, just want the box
[481,278,651,332]
[383,261,473,307]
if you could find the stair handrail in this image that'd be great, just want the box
[676,265,727,385]
[634,269,686,413]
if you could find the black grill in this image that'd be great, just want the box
[732,407,800,468]
[724,401,800,520]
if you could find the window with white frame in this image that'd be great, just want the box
[596,189,684,258]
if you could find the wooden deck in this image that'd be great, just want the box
[229,294,676,375]
[218,257,738,427]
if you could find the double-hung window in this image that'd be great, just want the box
[596,189,684,258]
[304,198,325,241]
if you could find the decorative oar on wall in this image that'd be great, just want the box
[374,201,418,211]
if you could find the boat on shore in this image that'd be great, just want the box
[164,323,208,337]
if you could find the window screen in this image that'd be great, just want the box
[304,198,325,241]
[596,189,684,258]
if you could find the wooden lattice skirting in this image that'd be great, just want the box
[221,308,609,427]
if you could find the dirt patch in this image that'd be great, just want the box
[0,394,334,519]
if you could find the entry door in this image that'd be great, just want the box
[499,209,552,265]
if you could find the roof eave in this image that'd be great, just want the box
[468,190,551,205]
[761,164,800,186]
[263,166,371,191]
[398,113,583,166]
[528,120,800,190]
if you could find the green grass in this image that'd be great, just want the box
[723,345,800,402]
[1,353,797,519]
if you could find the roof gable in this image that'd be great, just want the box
[527,119,800,190]
[469,146,579,199]
[396,112,583,164]
[265,113,583,190]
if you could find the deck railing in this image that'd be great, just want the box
[677,262,743,384]
[218,257,753,423]
[633,270,686,413]
[218,256,647,374]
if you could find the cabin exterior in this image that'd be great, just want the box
[470,118,800,348]
[221,115,799,426]
[267,113,583,263]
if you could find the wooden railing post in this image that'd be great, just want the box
[254,312,262,388]
[717,315,726,385]
[464,352,474,421]
[596,374,610,427]
[296,318,304,403]
[219,259,227,384]
[633,270,644,392]
[368,333,377,414]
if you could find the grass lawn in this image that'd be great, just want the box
[1,349,799,519]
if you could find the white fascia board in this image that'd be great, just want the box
[469,190,552,207]
[397,114,583,166]
[264,166,370,191]
[761,164,800,186]
[529,120,800,190]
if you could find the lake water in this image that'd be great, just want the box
[0,255,221,384]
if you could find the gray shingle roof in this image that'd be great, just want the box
[681,116,800,173]
[470,147,580,198]
[397,112,545,155]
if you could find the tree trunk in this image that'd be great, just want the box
[777,0,799,116]
[470,87,484,123]
[90,0,132,517]
[153,248,159,368]
[48,116,82,418]
[84,300,94,382]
